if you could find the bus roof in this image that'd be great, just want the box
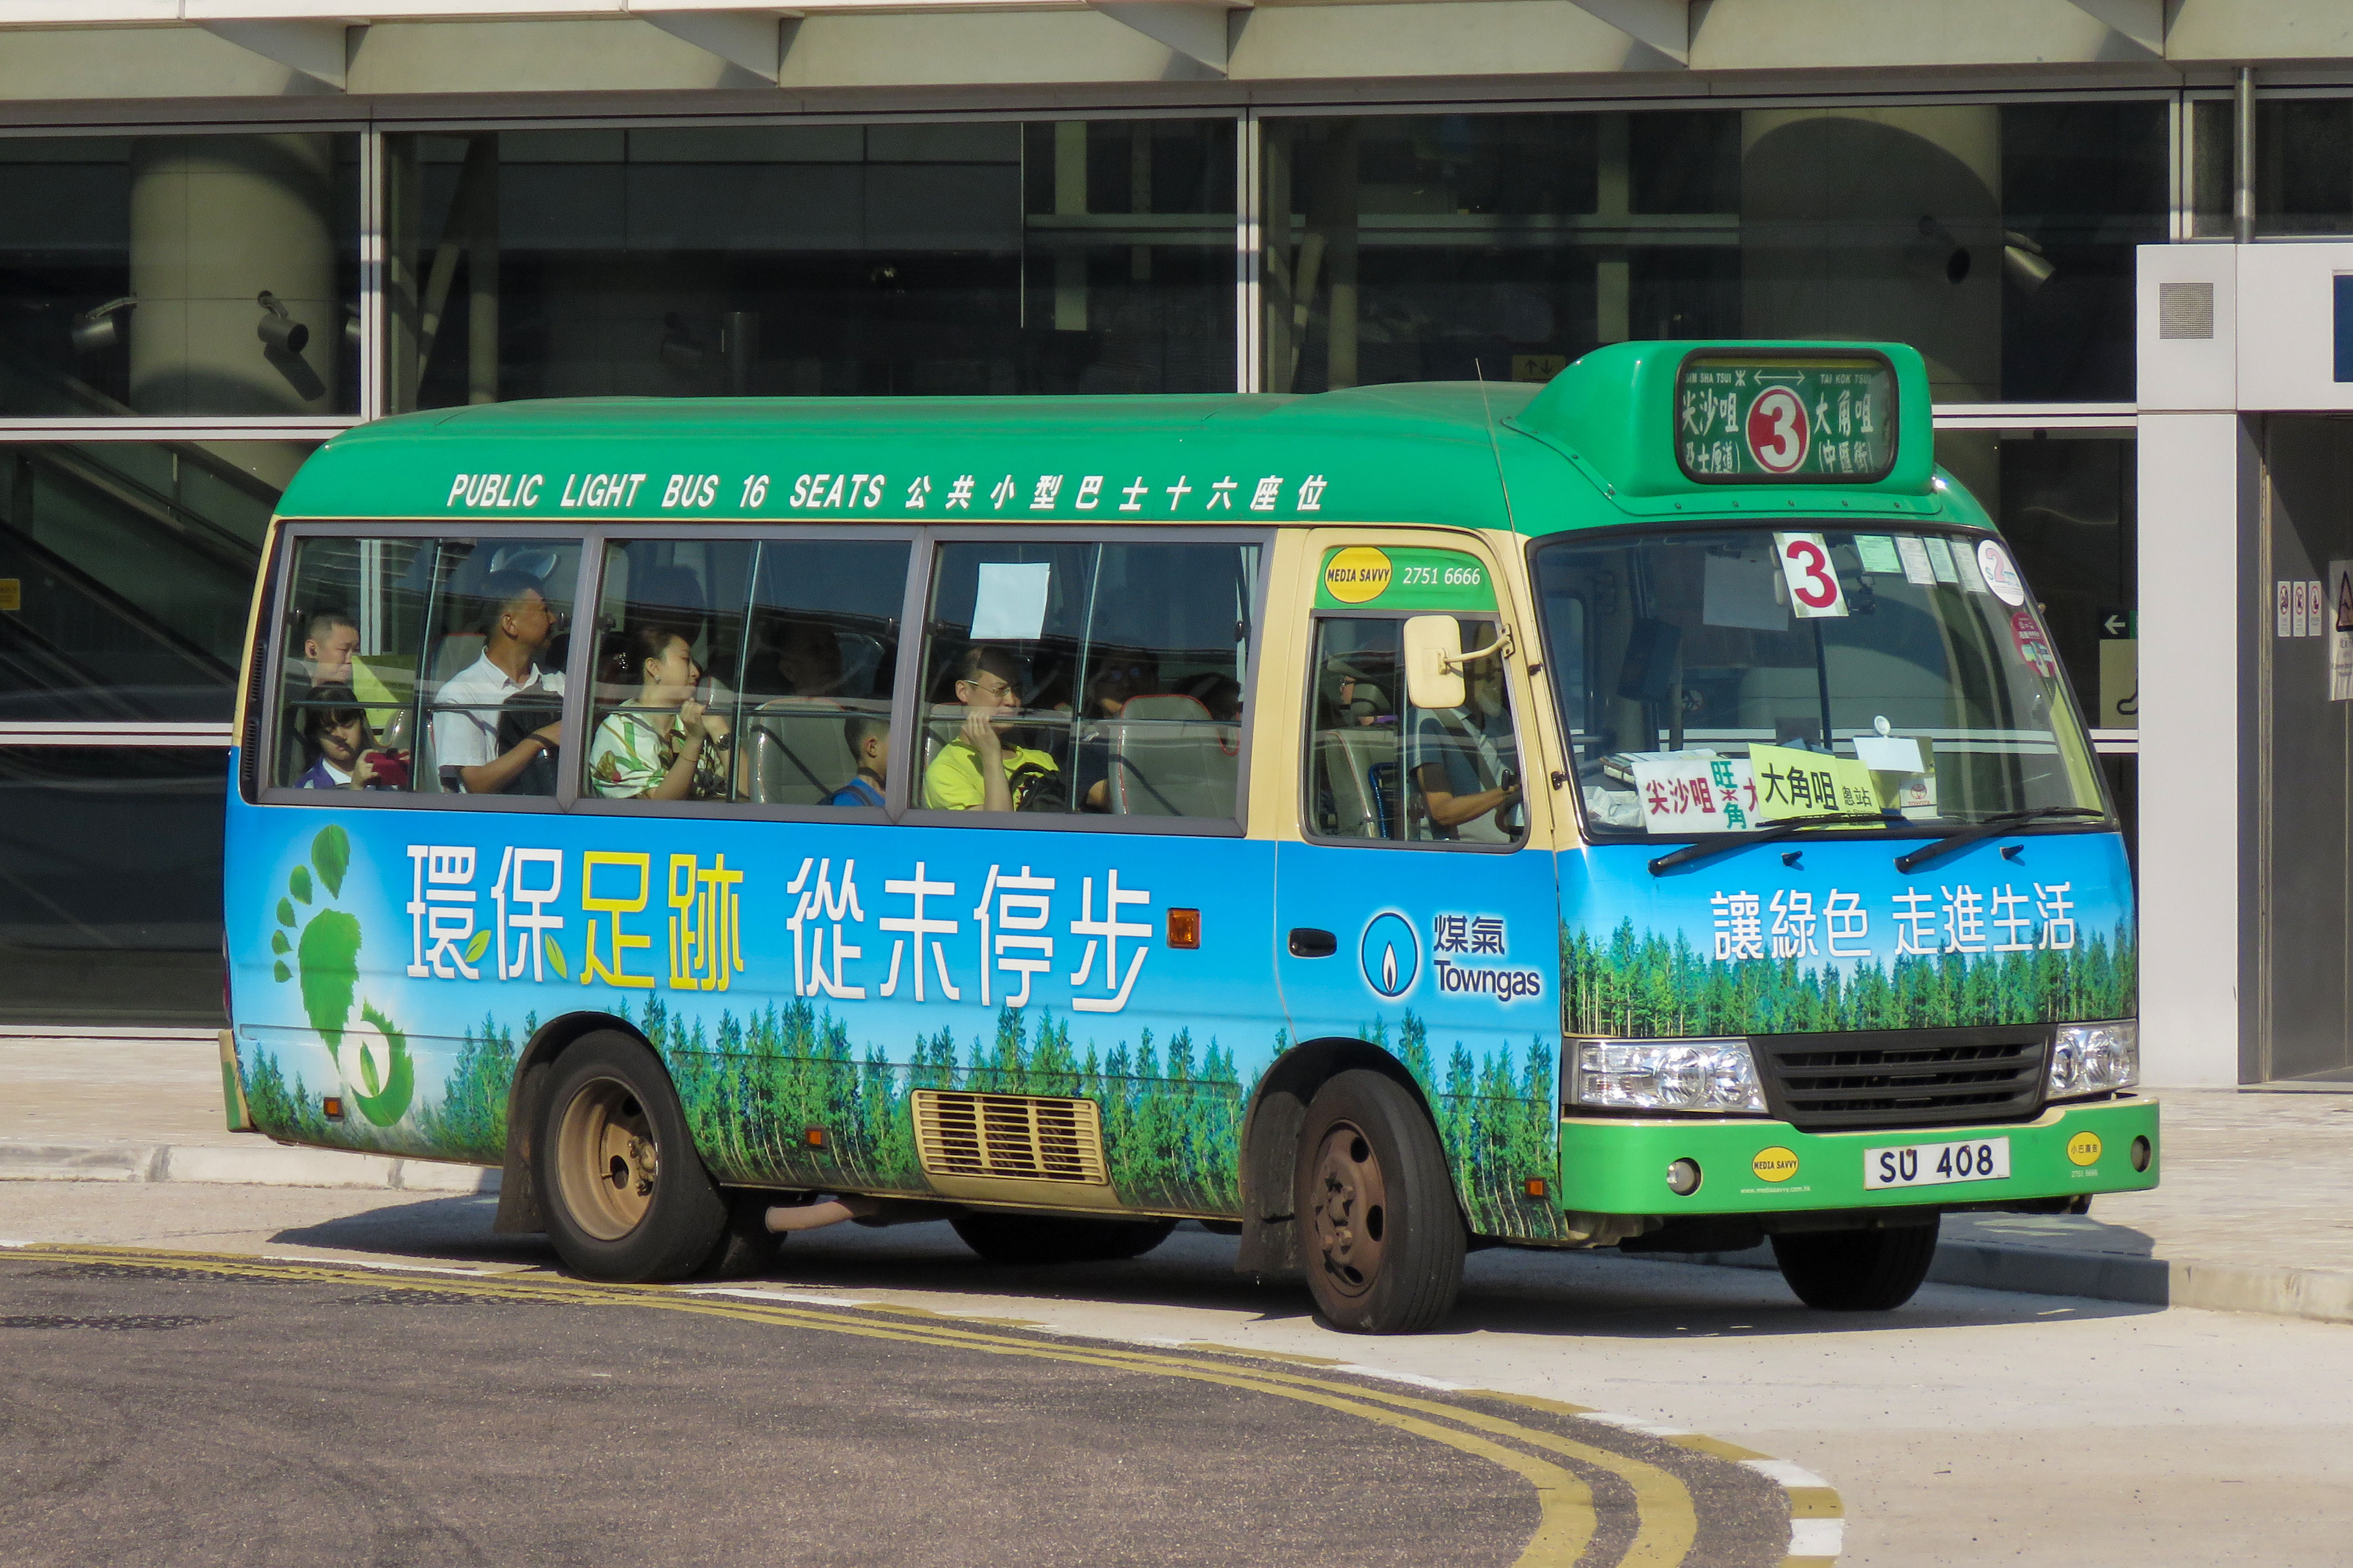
[277,340,1965,536]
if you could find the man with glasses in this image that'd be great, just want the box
[434,568,567,794]
[923,644,1058,811]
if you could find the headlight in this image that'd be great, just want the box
[1572,1037,1768,1114]
[2049,1020,2138,1099]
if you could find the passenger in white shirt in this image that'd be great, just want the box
[433,569,566,793]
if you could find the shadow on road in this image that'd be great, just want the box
[270,1201,2164,1340]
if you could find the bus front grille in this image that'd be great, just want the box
[1753,1027,2049,1132]
[910,1091,1109,1185]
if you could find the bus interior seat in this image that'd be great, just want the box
[1103,718,1240,817]
[1312,729,1396,838]
[746,700,852,805]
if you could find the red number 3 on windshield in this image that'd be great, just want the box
[1777,534,1846,617]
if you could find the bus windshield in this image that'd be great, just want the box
[1531,526,2107,839]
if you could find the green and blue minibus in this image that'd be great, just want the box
[222,340,2154,1333]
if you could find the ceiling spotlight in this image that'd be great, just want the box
[256,291,309,355]
[71,296,136,355]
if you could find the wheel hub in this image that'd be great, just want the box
[555,1079,659,1242]
[1307,1122,1386,1300]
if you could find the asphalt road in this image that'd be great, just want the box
[6,1180,2352,1567]
[0,1233,1786,1568]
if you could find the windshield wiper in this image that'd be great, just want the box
[1891,806,2111,874]
[1648,812,1899,876]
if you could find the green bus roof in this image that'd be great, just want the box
[276,340,1971,536]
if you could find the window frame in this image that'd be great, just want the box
[257,518,597,814]
[893,523,1271,839]
[1297,605,1532,856]
[564,521,922,825]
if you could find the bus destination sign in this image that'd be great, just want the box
[1675,354,1895,484]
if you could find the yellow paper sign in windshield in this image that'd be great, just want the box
[1749,742,1879,822]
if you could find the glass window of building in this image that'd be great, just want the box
[2256,97,2353,235]
[1264,103,2164,403]
[0,134,360,417]
[383,121,1235,409]
[0,747,229,1028]
[1,440,313,724]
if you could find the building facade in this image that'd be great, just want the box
[0,0,2340,1084]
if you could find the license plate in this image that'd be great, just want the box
[1863,1136,2011,1190]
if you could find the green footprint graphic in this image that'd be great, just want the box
[270,824,413,1126]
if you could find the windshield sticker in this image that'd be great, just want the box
[1772,532,1847,619]
[1952,542,1991,595]
[970,562,1052,641]
[1894,534,1937,585]
[1314,546,1496,612]
[1979,541,2028,606]
[1922,535,1960,584]
[1854,534,1902,574]
[2011,609,2060,680]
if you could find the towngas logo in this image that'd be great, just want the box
[1360,912,1419,998]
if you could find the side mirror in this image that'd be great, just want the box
[1403,615,1466,711]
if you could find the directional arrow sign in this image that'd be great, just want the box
[2097,607,2136,640]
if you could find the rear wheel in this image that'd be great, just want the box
[1771,1218,1941,1311]
[1293,1069,1464,1335]
[536,1031,726,1283]
[950,1211,1177,1265]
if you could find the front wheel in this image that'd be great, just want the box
[1293,1070,1465,1335]
[950,1212,1177,1265]
[1771,1218,1941,1311]
[536,1031,727,1282]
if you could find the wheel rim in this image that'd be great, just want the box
[1307,1120,1386,1300]
[553,1076,660,1242]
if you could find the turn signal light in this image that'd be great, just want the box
[804,1126,828,1150]
[322,1097,344,1120]
[1522,1177,1548,1200]
[1167,908,1201,949]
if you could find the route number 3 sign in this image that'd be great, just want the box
[1773,532,1848,619]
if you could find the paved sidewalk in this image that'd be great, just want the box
[3,1036,2349,1321]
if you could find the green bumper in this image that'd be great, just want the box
[1556,1095,2158,1217]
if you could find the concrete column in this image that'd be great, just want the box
[1738,107,2002,402]
[128,134,338,415]
[2136,409,2252,1086]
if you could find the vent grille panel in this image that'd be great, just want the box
[911,1092,1108,1185]
[1755,1027,2048,1132]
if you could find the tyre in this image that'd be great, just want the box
[949,1211,1177,1265]
[1293,1069,1465,1335]
[1771,1217,1941,1311]
[535,1031,727,1283]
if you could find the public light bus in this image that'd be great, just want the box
[221,340,2155,1334]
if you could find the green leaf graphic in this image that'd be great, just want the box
[543,934,570,980]
[277,899,296,928]
[463,929,492,965]
[351,1003,414,1126]
[270,931,289,956]
[289,865,313,905]
[272,959,291,983]
[312,824,350,897]
[296,910,362,1056]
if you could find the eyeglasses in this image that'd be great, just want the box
[961,676,1015,700]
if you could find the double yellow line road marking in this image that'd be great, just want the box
[7,1244,1818,1568]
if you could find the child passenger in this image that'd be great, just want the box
[828,714,889,808]
[297,684,410,790]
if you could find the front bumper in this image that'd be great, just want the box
[1556,1095,2158,1216]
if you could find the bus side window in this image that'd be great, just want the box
[274,536,435,794]
[582,536,908,809]
[911,539,1256,822]
[1303,615,1525,847]
[417,538,584,798]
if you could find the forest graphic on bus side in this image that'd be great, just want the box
[240,997,1573,1241]
[1559,917,2138,1037]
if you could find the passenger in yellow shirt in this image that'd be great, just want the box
[924,645,1059,811]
